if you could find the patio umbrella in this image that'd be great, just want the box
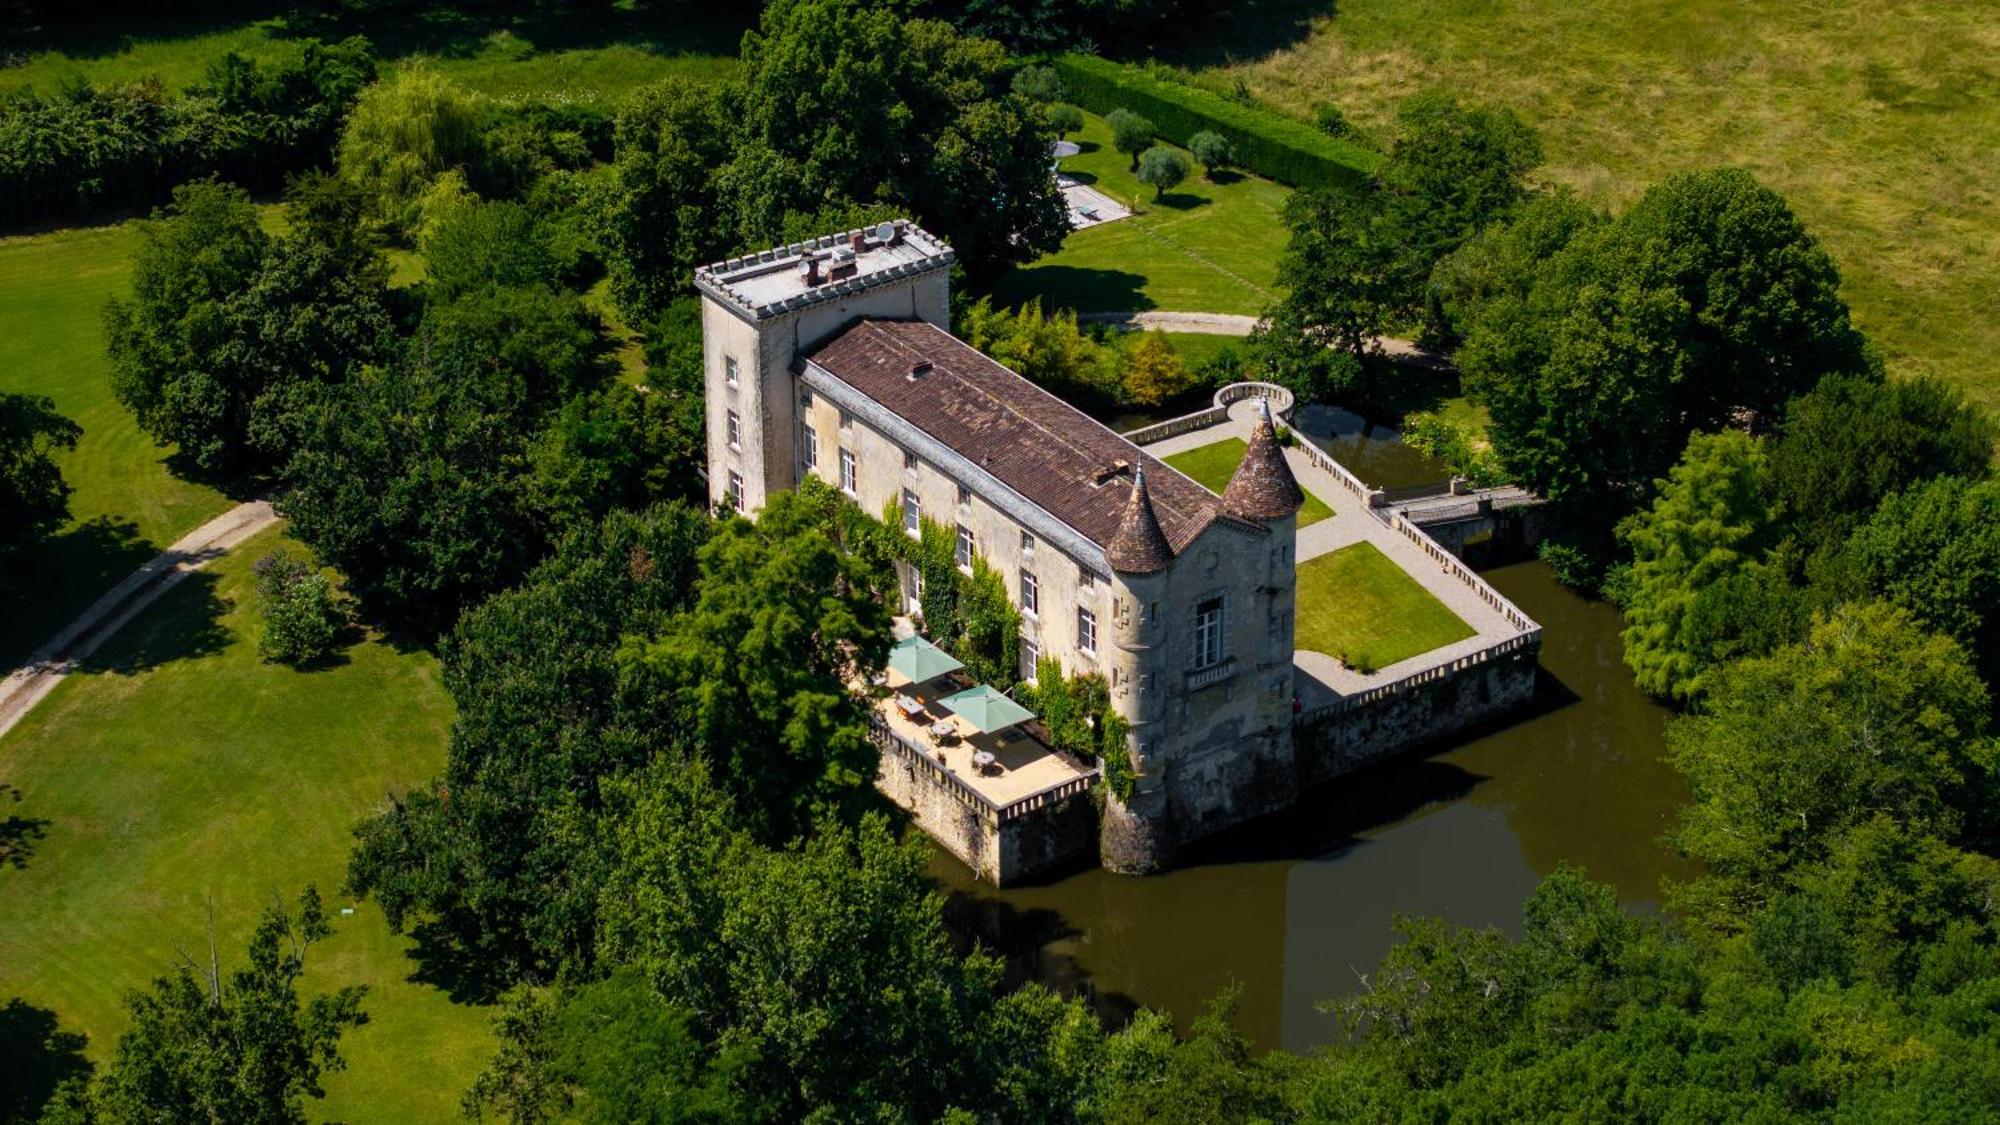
[937,683,1036,734]
[887,635,964,686]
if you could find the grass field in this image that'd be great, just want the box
[1295,541,1474,671]
[0,524,488,1121]
[992,111,1293,317]
[0,222,235,667]
[1164,436,1334,528]
[0,8,746,108]
[1181,0,2000,412]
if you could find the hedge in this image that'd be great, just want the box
[1050,53,1379,193]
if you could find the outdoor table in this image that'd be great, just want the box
[971,750,997,773]
[894,694,923,719]
[927,720,957,741]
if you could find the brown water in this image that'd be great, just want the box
[933,561,1693,1051]
[1289,403,1453,491]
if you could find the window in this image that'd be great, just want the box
[800,387,813,409]
[1020,530,1036,556]
[1020,635,1040,681]
[726,471,744,512]
[804,426,818,468]
[1078,567,1096,591]
[957,483,972,508]
[1077,607,1098,656]
[902,489,921,535]
[1193,596,1226,669]
[839,448,856,494]
[726,409,741,449]
[903,448,918,472]
[955,524,974,569]
[839,409,853,432]
[1020,569,1039,616]
[724,355,739,387]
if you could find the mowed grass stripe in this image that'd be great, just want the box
[0,525,488,1122]
[1295,542,1475,672]
[1163,436,1334,528]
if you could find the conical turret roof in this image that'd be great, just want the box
[1106,464,1175,574]
[1222,399,1305,521]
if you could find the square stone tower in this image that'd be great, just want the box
[693,221,954,514]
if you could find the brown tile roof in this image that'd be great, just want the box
[1105,465,1174,574]
[805,319,1261,557]
[1223,399,1305,520]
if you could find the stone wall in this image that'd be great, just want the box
[871,719,1098,886]
[1293,639,1539,787]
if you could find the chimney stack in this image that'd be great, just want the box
[850,230,868,253]
[800,254,822,286]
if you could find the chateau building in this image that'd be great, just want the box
[697,220,1309,873]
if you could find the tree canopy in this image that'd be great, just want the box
[0,392,81,563]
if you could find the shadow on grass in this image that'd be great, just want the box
[1155,190,1212,211]
[1141,0,1330,66]
[75,568,231,676]
[403,919,513,1006]
[1203,170,1246,186]
[990,266,1154,315]
[0,516,154,670]
[0,782,50,871]
[0,998,91,1123]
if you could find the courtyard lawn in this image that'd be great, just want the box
[1184,0,2000,413]
[1295,541,1475,672]
[1164,437,1334,528]
[0,222,234,667]
[992,111,1293,318]
[0,524,488,1121]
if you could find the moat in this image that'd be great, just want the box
[934,558,1694,1051]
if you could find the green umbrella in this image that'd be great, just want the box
[888,635,964,685]
[937,683,1036,734]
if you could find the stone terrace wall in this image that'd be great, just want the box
[870,718,1098,885]
[1293,635,1539,786]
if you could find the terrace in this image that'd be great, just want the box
[868,634,1097,819]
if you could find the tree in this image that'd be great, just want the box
[0,393,81,562]
[1136,145,1190,199]
[1818,474,2000,680]
[105,180,273,477]
[1046,102,1083,138]
[957,297,1122,405]
[1616,430,1776,703]
[1106,107,1153,170]
[346,505,710,983]
[1768,373,1993,559]
[86,888,366,1124]
[253,550,348,668]
[336,60,484,237]
[1268,187,1398,357]
[1666,602,1997,927]
[1186,129,1233,177]
[1460,168,1871,515]
[616,479,894,843]
[1122,330,1194,407]
[1011,63,1063,103]
[607,76,734,321]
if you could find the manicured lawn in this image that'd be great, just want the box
[1164,437,1334,528]
[992,111,1293,317]
[0,525,488,1121]
[0,10,746,108]
[1295,541,1475,672]
[1186,0,2000,413]
[0,222,234,667]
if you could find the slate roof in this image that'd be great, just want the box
[1222,399,1306,521]
[1105,465,1175,574]
[805,319,1261,557]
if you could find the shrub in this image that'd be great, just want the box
[1046,102,1084,137]
[1012,64,1065,103]
[1187,129,1233,176]
[255,551,348,668]
[1136,145,1190,198]
[1051,54,1378,191]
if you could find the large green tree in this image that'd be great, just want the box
[0,392,81,562]
[81,888,365,1124]
[1666,602,1998,927]
[1616,430,1776,703]
[1460,168,1871,513]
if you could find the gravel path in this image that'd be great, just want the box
[0,500,279,740]
[1077,310,1452,371]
